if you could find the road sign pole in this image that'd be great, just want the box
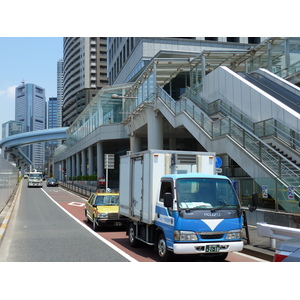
[106,168,108,191]
[104,154,115,191]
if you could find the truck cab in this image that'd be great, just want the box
[155,173,243,260]
[27,172,43,188]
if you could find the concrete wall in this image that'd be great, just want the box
[0,155,18,212]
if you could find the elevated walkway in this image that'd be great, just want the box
[0,127,68,149]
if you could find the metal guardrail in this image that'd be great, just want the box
[257,222,300,248]
[59,181,97,198]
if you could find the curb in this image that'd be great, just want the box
[0,181,21,245]
[242,245,274,262]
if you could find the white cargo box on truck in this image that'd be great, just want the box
[119,149,216,225]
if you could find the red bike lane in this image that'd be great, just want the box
[44,187,157,262]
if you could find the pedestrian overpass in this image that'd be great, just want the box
[0,127,68,166]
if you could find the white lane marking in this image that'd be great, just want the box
[68,202,85,207]
[41,188,137,262]
[233,251,269,262]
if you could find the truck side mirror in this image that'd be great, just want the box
[248,193,258,212]
[164,192,173,208]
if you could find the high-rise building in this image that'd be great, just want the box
[62,37,108,126]
[2,120,23,139]
[15,82,46,170]
[57,59,64,128]
[48,97,59,129]
[46,97,59,170]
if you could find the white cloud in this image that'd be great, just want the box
[0,86,17,127]
[0,86,17,100]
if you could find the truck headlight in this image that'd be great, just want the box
[226,230,241,240]
[174,230,198,241]
[97,213,108,219]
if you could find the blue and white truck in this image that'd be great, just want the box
[119,150,244,261]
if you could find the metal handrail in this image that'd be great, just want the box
[157,86,300,182]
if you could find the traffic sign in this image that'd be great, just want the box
[215,156,222,168]
[104,154,115,169]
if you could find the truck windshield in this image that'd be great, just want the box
[29,174,42,179]
[176,178,239,210]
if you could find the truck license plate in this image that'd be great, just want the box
[205,245,220,253]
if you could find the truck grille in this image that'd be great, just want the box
[200,234,224,240]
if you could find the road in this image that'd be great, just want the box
[0,181,268,262]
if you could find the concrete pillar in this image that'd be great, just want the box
[81,149,87,176]
[88,146,94,176]
[130,135,142,153]
[59,160,66,181]
[66,157,71,181]
[97,141,104,178]
[147,107,163,150]
[76,152,80,177]
[71,155,76,178]
[54,162,59,179]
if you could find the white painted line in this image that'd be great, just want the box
[68,202,85,207]
[41,188,137,262]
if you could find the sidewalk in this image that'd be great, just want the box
[242,225,275,261]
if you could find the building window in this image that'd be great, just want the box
[227,37,240,43]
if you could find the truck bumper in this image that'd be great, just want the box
[173,241,243,254]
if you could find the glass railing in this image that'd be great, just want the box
[184,86,300,152]
[157,86,300,213]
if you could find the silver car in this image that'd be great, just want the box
[274,238,300,262]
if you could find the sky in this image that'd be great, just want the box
[0,37,63,131]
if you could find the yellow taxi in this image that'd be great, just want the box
[85,190,127,230]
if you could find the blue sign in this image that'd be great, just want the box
[215,156,222,168]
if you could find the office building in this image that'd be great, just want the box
[62,37,108,127]
[15,83,46,170]
[57,59,64,128]
[2,120,23,139]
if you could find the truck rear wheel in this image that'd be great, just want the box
[157,233,172,261]
[129,223,139,247]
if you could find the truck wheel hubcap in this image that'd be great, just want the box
[158,238,166,257]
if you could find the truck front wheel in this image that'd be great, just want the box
[157,233,172,261]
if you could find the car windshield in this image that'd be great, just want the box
[95,195,119,206]
[48,179,57,182]
[29,174,42,179]
[176,178,239,210]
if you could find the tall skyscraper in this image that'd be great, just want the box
[62,37,108,126]
[57,59,64,128]
[15,82,46,170]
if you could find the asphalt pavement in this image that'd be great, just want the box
[0,181,130,262]
[1,180,276,262]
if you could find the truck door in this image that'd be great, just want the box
[130,156,143,220]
